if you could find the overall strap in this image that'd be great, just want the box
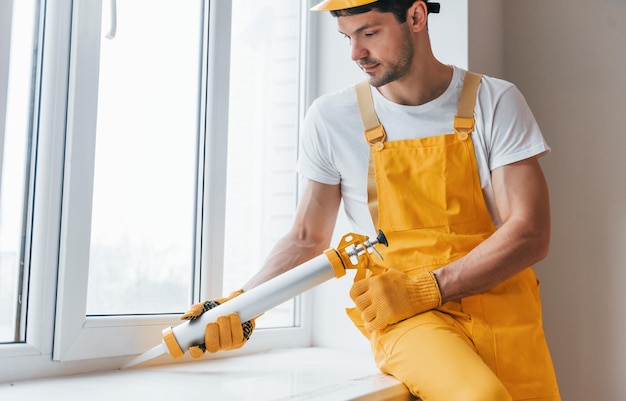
[356,80,387,143]
[454,71,482,138]
[355,80,385,230]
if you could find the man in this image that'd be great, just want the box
[182,1,561,400]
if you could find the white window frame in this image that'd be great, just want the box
[0,0,315,380]
[0,0,72,376]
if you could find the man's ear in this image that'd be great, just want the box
[408,1,428,32]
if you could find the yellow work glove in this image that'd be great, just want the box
[349,268,442,332]
[180,290,255,358]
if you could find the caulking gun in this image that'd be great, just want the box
[124,231,388,368]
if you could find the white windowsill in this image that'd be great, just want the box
[0,347,415,401]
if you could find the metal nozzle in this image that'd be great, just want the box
[346,230,388,262]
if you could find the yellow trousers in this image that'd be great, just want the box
[368,269,561,401]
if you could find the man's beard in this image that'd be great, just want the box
[360,26,414,88]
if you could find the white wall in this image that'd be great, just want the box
[500,1,626,400]
[468,0,504,78]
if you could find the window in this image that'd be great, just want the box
[0,0,313,378]
[86,0,303,324]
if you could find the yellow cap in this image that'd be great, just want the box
[311,0,378,12]
[311,0,441,14]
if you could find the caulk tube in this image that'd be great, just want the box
[161,248,346,359]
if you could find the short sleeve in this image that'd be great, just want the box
[487,85,550,170]
[296,101,341,185]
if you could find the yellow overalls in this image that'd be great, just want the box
[349,72,561,401]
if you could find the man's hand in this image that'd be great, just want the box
[180,290,255,358]
[350,268,442,332]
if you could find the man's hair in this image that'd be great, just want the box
[330,0,434,23]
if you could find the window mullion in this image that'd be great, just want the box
[52,0,104,361]
[198,0,232,301]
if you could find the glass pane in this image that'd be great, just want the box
[223,0,302,328]
[86,0,203,315]
[0,0,39,343]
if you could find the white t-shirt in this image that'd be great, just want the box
[296,66,550,237]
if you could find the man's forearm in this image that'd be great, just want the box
[242,234,331,291]
[434,214,549,303]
